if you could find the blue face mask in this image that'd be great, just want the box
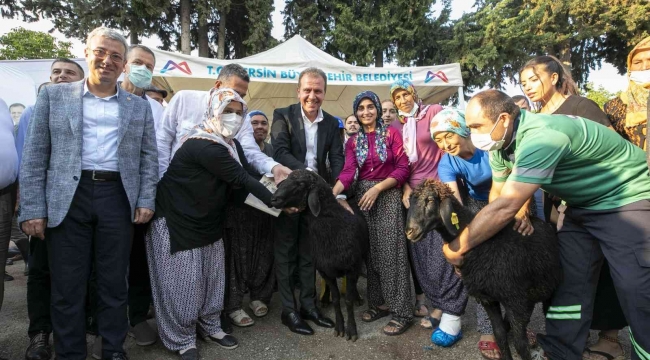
[128,64,152,88]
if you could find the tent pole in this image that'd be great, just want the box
[457,86,466,109]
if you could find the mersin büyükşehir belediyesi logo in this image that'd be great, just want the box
[425,71,448,83]
[160,60,192,75]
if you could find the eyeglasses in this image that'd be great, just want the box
[91,48,124,63]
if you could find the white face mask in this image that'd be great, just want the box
[218,113,243,140]
[398,102,419,118]
[629,69,650,85]
[470,119,507,151]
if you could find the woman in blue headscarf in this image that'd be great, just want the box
[333,90,412,336]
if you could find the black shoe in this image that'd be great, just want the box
[300,307,334,328]
[24,263,29,276]
[4,272,13,281]
[220,312,233,334]
[25,332,52,360]
[104,353,128,360]
[281,310,314,335]
[179,348,199,360]
[204,334,238,349]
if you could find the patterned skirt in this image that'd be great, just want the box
[146,217,226,351]
[223,205,276,313]
[356,180,413,323]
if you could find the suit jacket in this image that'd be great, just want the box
[18,80,158,228]
[271,103,344,184]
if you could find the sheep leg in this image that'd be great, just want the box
[344,272,360,342]
[483,301,514,360]
[505,301,535,360]
[323,275,345,337]
[319,280,332,308]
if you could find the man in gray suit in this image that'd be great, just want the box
[18,27,158,360]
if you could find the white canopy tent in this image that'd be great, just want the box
[150,35,464,116]
[0,35,464,116]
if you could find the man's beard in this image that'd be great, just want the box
[346,130,358,136]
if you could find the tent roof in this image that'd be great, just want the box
[150,35,464,116]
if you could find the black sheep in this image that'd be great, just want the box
[270,169,369,341]
[405,179,561,360]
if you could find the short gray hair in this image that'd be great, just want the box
[86,27,129,57]
[298,67,327,92]
[218,64,250,83]
[128,44,156,63]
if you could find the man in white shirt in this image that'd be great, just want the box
[156,64,291,181]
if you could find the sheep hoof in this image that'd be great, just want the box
[350,335,358,342]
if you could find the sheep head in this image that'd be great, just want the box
[405,179,459,242]
[271,169,327,217]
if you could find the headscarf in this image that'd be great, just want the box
[430,108,470,138]
[352,91,388,167]
[182,88,248,164]
[247,110,268,121]
[390,78,432,163]
[622,36,650,128]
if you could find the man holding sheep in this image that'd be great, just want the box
[447,89,650,360]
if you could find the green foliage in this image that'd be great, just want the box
[583,82,621,109]
[0,27,73,60]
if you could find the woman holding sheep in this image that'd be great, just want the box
[389,79,468,347]
[332,90,413,336]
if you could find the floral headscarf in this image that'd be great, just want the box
[182,88,248,163]
[352,91,388,167]
[390,78,431,163]
[430,108,470,138]
[622,36,650,128]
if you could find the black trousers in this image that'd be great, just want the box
[27,235,52,336]
[128,222,152,327]
[274,212,316,312]
[47,178,133,360]
[538,200,650,360]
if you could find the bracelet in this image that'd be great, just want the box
[336,194,347,200]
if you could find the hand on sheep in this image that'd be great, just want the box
[338,199,354,214]
[359,187,381,211]
[282,207,301,214]
[442,240,465,267]
[272,165,292,185]
[513,213,535,236]
[402,184,413,209]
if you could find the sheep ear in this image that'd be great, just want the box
[439,197,459,237]
[307,188,321,217]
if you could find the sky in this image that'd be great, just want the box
[0,0,629,95]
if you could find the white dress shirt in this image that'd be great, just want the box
[81,81,120,172]
[146,96,164,132]
[301,107,324,170]
[0,98,18,189]
[156,90,279,178]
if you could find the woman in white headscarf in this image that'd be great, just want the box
[146,88,277,360]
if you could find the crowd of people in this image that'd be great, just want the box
[0,25,649,360]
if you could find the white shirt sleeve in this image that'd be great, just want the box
[235,117,279,175]
[156,93,181,179]
[146,96,164,133]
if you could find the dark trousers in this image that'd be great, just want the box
[128,222,152,327]
[47,178,133,360]
[274,212,316,312]
[538,200,650,360]
[27,235,52,336]
[591,262,628,331]
[0,181,17,311]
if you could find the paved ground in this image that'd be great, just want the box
[1,258,633,360]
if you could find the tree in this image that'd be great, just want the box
[0,27,73,60]
[583,82,620,109]
[438,0,650,92]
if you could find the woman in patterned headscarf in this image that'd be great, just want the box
[332,90,412,336]
[147,88,279,360]
[389,79,446,327]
